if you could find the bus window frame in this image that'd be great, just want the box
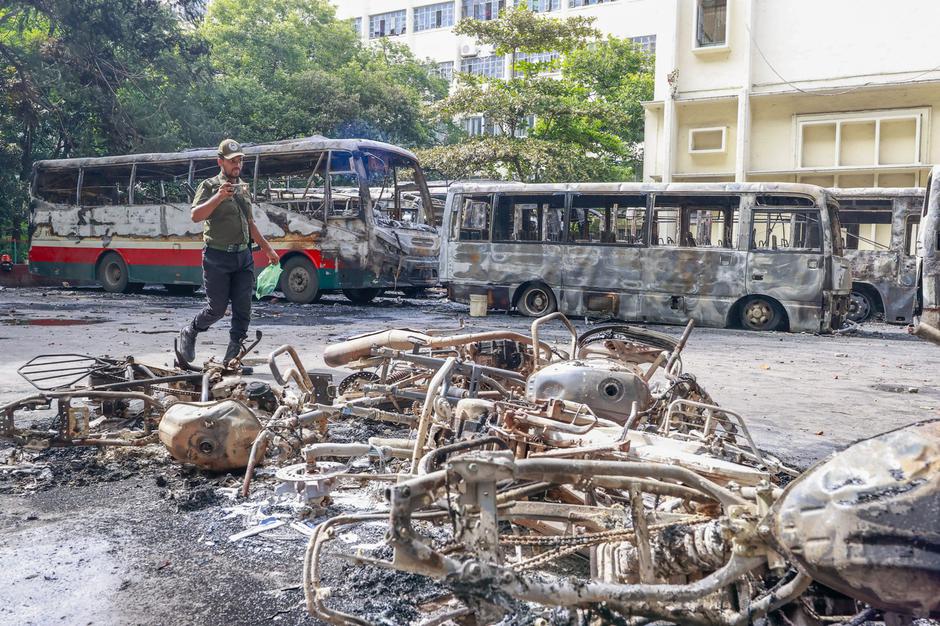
[835,198,894,252]
[566,192,651,247]
[905,215,922,256]
[328,149,363,220]
[492,192,565,244]
[127,160,193,206]
[749,206,825,254]
[650,193,741,250]
[455,193,495,242]
[77,164,136,208]
[33,167,82,206]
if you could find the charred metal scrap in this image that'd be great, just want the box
[2,316,938,625]
[296,315,939,625]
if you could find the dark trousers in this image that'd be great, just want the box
[190,247,254,343]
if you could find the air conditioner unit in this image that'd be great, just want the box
[459,43,478,57]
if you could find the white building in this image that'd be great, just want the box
[332,0,940,187]
[331,0,664,86]
[644,0,940,187]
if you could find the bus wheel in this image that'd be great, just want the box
[281,256,320,304]
[740,297,784,331]
[517,284,557,317]
[343,288,381,305]
[847,290,874,323]
[97,252,133,294]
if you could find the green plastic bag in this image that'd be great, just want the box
[255,263,283,300]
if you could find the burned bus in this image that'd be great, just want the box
[28,136,440,304]
[917,166,940,332]
[831,187,924,324]
[440,182,851,332]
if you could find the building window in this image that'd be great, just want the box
[568,0,617,8]
[688,127,727,154]
[460,55,505,78]
[462,0,505,21]
[630,34,656,55]
[369,10,407,38]
[462,116,485,136]
[695,0,727,48]
[517,51,560,64]
[528,0,560,12]
[430,61,454,81]
[514,51,560,76]
[414,2,454,31]
[796,108,928,170]
[350,17,362,37]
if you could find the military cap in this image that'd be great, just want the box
[218,139,245,160]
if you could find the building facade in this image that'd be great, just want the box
[644,0,940,187]
[332,0,665,91]
[333,0,940,187]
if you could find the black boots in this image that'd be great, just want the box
[178,324,198,364]
[223,339,243,365]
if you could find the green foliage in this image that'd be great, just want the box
[455,5,598,75]
[420,7,653,183]
[0,0,210,254]
[199,0,447,146]
[562,36,654,151]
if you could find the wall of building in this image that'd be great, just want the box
[644,0,940,186]
[747,82,940,187]
[673,98,738,179]
[750,0,940,94]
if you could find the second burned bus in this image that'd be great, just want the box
[28,136,440,303]
[440,182,851,332]
[830,187,924,324]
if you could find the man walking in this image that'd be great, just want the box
[177,139,279,365]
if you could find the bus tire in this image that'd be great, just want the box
[847,289,875,324]
[343,288,381,305]
[516,283,557,317]
[280,256,320,304]
[97,252,134,294]
[740,296,785,331]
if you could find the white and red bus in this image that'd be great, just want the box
[28,136,440,303]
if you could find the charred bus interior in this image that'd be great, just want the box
[830,188,923,324]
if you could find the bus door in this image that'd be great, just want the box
[491,193,565,310]
[562,193,646,319]
[448,193,502,303]
[643,195,744,324]
[746,199,827,306]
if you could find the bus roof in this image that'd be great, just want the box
[445,180,835,201]
[32,136,420,170]
[829,187,925,198]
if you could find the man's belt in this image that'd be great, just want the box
[206,242,249,252]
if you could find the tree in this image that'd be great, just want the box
[418,5,654,183]
[199,0,449,147]
[0,0,210,258]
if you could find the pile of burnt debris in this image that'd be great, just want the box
[2,314,938,625]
